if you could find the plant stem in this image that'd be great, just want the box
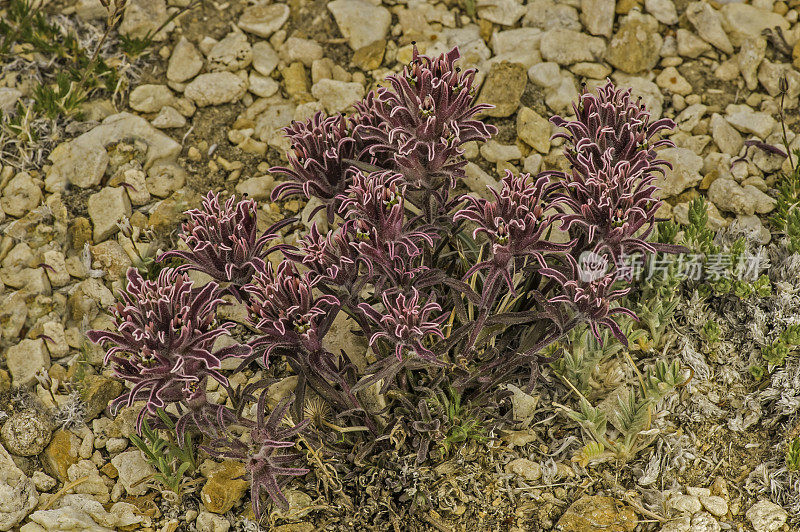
[42,477,89,510]
[779,75,795,172]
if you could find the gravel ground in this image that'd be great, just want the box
[2,0,800,530]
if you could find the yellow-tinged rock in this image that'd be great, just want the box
[282,62,311,103]
[701,170,720,190]
[556,495,637,532]
[101,462,119,479]
[274,523,315,532]
[40,429,80,482]
[478,19,493,43]
[793,39,800,70]
[80,374,125,421]
[352,40,386,71]
[201,461,249,514]
[615,0,642,14]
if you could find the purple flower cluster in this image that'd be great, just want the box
[159,191,292,301]
[271,113,371,223]
[455,171,570,304]
[355,47,496,203]
[537,81,686,342]
[339,170,435,286]
[90,48,682,518]
[273,46,496,220]
[549,81,682,261]
[360,288,448,365]
[245,260,339,364]
[287,224,360,289]
[540,253,637,344]
[87,268,250,431]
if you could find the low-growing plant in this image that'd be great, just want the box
[394,381,488,464]
[760,324,800,367]
[116,217,166,280]
[130,408,197,494]
[564,358,685,466]
[630,221,684,348]
[701,320,722,345]
[744,75,800,254]
[90,47,685,518]
[0,102,38,144]
[771,150,800,253]
[436,385,488,456]
[682,196,770,299]
[0,0,127,135]
[552,319,644,396]
[204,395,309,516]
[86,268,252,433]
[0,0,55,60]
[787,436,800,472]
[0,0,121,118]
[52,390,87,430]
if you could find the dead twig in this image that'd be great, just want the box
[42,476,89,511]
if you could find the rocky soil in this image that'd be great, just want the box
[2,0,800,530]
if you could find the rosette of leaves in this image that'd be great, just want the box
[552,319,644,395]
[205,396,309,517]
[761,324,800,366]
[566,358,686,465]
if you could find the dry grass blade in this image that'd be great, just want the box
[42,476,89,511]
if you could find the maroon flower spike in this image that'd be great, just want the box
[454,171,571,303]
[554,150,668,261]
[539,254,636,345]
[244,259,340,365]
[206,395,309,516]
[552,80,675,172]
[87,268,251,432]
[283,223,360,289]
[548,81,684,260]
[271,112,375,222]
[359,288,448,364]
[355,46,497,204]
[159,191,292,300]
[339,170,435,260]
[332,171,435,287]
